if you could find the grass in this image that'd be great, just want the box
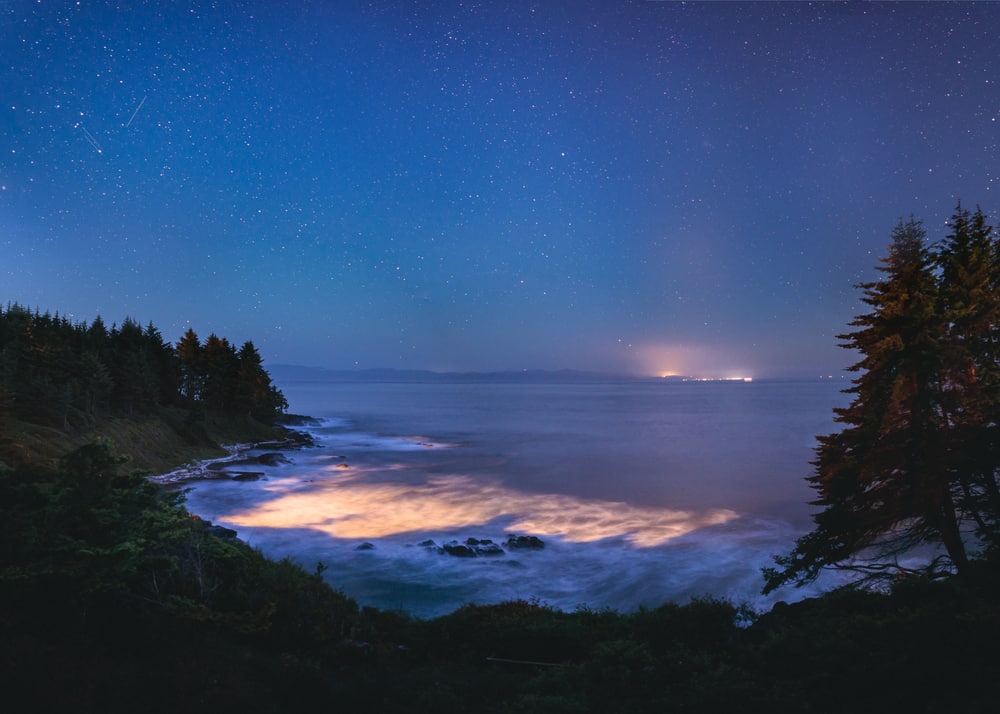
[0,406,289,475]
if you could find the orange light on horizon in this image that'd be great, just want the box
[635,343,755,382]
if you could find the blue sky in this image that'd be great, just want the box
[3,1,999,377]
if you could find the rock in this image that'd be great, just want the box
[254,429,314,450]
[278,414,323,427]
[355,542,375,551]
[475,543,504,556]
[287,430,315,448]
[231,471,265,481]
[462,537,502,556]
[210,452,287,470]
[435,538,507,557]
[442,542,477,558]
[257,452,290,466]
[505,534,545,550]
[200,470,231,480]
[418,539,437,548]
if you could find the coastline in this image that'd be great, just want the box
[148,420,316,486]
[148,443,255,485]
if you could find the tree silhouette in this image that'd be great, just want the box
[936,205,1000,551]
[766,217,973,592]
[175,328,204,403]
[0,305,287,433]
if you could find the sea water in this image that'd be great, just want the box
[181,377,850,617]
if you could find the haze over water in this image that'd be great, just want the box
[182,377,850,617]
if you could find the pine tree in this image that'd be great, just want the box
[201,334,238,411]
[144,322,181,407]
[109,317,156,414]
[234,341,287,422]
[175,328,204,402]
[78,351,114,415]
[937,204,1000,549]
[765,218,966,592]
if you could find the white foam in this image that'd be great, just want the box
[178,381,850,617]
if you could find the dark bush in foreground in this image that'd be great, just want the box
[3,441,1000,713]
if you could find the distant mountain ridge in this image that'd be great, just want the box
[266,364,651,384]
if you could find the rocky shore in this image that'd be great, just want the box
[149,421,315,486]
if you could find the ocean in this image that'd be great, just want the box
[181,377,851,618]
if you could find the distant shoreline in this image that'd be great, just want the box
[267,364,849,385]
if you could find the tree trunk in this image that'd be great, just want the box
[937,491,968,574]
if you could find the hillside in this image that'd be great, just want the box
[1,407,295,474]
[0,303,290,473]
[3,437,998,712]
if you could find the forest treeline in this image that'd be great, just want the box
[0,303,287,430]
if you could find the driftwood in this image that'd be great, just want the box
[485,656,568,668]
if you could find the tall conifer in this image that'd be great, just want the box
[176,329,204,402]
[766,218,966,591]
[937,205,1000,548]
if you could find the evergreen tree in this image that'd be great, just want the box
[87,314,109,351]
[78,351,114,415]
[937,204,1000,549]
[201,333,238,411]
[234,341,287,422]
[109,317,156,414]
[175,328,204,402]
[144,322,182,407]
[765,218,967,592]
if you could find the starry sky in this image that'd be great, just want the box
[3,1,999,378]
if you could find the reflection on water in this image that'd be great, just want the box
[223,469,738,547]
[181,379,850,616]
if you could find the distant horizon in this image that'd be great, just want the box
[2,300,855,381]
[266,361,853,383]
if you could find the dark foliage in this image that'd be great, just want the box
[0,304,287,432]
[766,207,1000,591]
[0,441,363,713]
[1,439,999,712]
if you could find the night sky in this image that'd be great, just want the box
[3,1,999,378]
